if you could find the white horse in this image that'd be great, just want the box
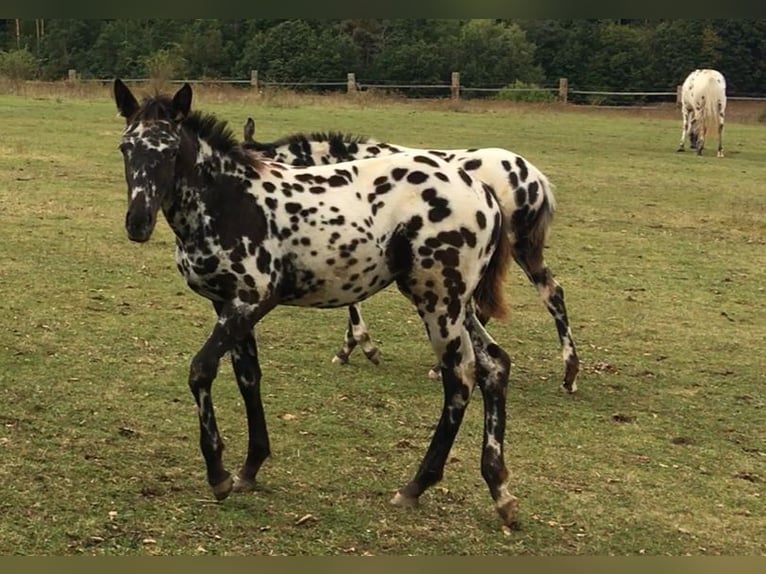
[677,69,727,157]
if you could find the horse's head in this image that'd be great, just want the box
[688,119,700,151]
[114,79,192,242]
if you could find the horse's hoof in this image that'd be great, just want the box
[427,367,441,380]
[332,353,349,365]
[365,348,381,365]
[562,379,578,394]
[232,475,256,493]
[390,491,419,509]
[676,148,685,153]
[211,474,233,501]
[496,494,520,530]
[563,362,579,393]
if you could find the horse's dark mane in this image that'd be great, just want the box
[136,94,258,168]
[268,131,370,148]
[183,110,258,168]
[310,131,370,145]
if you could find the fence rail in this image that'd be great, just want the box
[63,69,766,103]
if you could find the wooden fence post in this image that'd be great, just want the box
[347,72,357,93]
[676,84,682,106]
[67,69,77,82]
[558,77,568,103]
[250,70,259,92]
[451,72,460,100]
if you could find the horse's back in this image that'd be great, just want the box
[682,69,727,109]
[254,152,502,306]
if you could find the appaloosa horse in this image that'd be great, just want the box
[677,68,727,157]
[241,118,580,392]
[113,79,520,529]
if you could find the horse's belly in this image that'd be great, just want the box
[280,244,396,308]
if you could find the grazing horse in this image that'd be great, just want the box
[242,118,580,393]
[677,69,727,157]
[113,79,520,529]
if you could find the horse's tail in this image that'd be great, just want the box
[474,189,514,321]
[700,73,726,137]
[526,171,557,256]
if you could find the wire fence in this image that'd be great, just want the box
[67,70,766,104]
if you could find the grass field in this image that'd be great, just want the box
[0,83,764,555]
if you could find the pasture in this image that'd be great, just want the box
[0,85,764,555]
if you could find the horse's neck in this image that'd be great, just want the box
[163,139,229,242]
[163,183,204,244]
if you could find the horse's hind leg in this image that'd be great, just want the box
[332,303,380,365]
[677,107,690,152]
[466,310,518,529]
[391,311,476,508]
[425,308,491,381]
[230,331,271,493]
[391,305,518,530]
[513,238,579,393]
[717,106,725,158]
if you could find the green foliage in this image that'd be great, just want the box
[87,20,153,79]
[177,20,229,79]
[648,20,707,87]
[457,19,544,86]
[364,19,460,86]
[6,19,766,96]
[144,47,187,82]
[590,22,653,90]
[238,20,360,83]
[0,48,38,80]
[36,19,100,79]
[496,80,556,103]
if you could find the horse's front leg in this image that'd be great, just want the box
[332,303,381,365]
[230,330,271,493]
[189,302,257,501]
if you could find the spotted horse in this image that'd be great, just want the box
[677,68,727,157]
[114,79,521,529]
[242,117,580,393]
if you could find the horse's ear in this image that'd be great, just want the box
[114,78,139,121]
[244,117,255,142]
[172,83,192,121]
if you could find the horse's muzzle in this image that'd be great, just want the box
[125,210,156,243]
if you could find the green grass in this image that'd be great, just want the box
[0,86,764,555]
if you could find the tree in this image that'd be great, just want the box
[87,20,156,79]
[0,48,39,80]
[177,20,229,79]
[366,20,461,86]
[712,20,766,94]
[589,21,652,91]
[36,19,103,79]
[457,20,543,87]
[237,20,360,84]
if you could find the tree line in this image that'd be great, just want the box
[1,19,765,98]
